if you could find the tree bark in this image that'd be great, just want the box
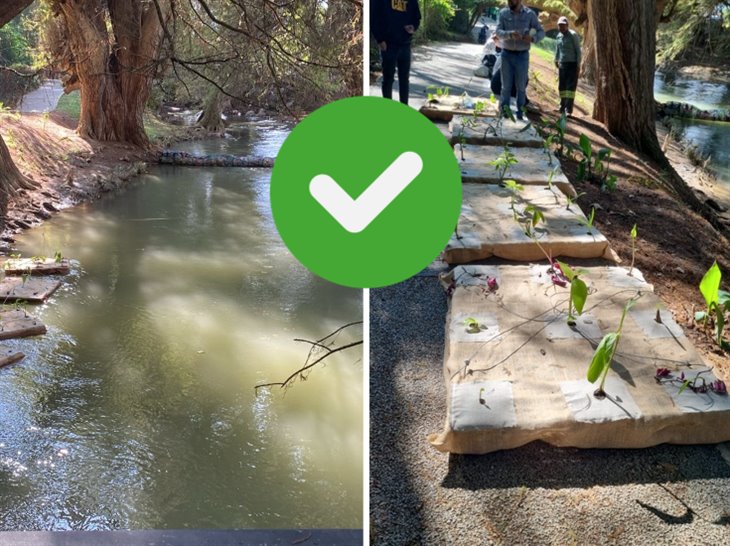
[0,0,33,27]
[0,135,36,200]
[197,89,225,133]
[588,0,728,238]
[588,0,663,158]
[0,0,37,203]
[51,0,171,149]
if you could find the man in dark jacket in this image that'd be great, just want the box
[371,0,421,105]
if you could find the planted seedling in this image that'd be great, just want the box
[577,134,593,181]
[564,191,586,211]
[575,207,596,235]
[464,317,485,334]
[628,224,637,276]
[556,261,588,326]
[694,261,730,350]
[588,296,639,399]
[426,86,450,103]
[503,179,524,218]
[489,147,518,184]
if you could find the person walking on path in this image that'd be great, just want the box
[554,16,581,115]
[371,0,421,105]
[495,0,544,120]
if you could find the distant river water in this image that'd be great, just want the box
[654,72,730,184]
[0,121,363,530]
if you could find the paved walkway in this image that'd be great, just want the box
[369,24,496,104]
[18,79,64,113]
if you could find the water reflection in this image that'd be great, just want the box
[0,125,363,530]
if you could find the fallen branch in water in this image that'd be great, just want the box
[254,321,363,392]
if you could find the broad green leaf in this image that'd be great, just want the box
[557,260,576,281]
[571,277,588,315]
[587,333,618,383]
[577,161,586,181]
[579,134,592,159]
[699,261,721,309]
[630,223,637,240]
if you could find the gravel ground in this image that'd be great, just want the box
[370,273,730,545]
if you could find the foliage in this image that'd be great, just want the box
[489,147,518,183]
[419,0,457,40]
[587,296,639,398]
[628,223,638,276]
[556,261,588,326]
[657,0,730,67]
[694,261,730,350]
[575,133,618,191]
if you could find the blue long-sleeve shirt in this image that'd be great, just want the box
[496,5,545,52]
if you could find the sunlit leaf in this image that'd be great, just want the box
[587,333,618,383]
[699,261,721,309]
[579,134,592,159]
[572,278,588,315]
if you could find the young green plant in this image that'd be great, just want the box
[489,147,518,184]
[587,296,640,398]
[694,261,730,350]
[628,224,638,276]
[556,261,588,326]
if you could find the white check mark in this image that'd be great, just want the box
[309,151,423,233]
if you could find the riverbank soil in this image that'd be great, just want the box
[0,109,193,247]
[524,50,730,372]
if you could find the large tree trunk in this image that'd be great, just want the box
[1,0,37,203]
[198,89,225,134]
[588,0,728,237]
[51,0,170,149]
[0,135,35,198]
[588,0,663,159]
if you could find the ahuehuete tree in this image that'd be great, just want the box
[0,0,36,199]
[533,0,726,234]
[46,0,171,149]
[587,0,725,233]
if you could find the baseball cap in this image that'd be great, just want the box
[558,16,569,25]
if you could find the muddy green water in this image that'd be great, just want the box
[0,122,363,530]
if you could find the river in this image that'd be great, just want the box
[654,72,730,185]
[0,121,363,530]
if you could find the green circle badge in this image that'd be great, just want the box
[270,96,462,288]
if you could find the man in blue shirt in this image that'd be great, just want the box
[371,0,422,105]
[495,1,544,120]
[554,16,582,115]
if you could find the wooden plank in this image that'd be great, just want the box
[0,346,25,368]
[0,277,62,303]
[2,257,71,276]
[454,145,576,198]
[419,95,499,122]
[0,309,46,339]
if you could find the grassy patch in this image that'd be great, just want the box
[54,90,187,145]
[143,112,188,145]
[54,90,81,120]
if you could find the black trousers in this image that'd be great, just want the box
[558,61,578,114]
[381,42,412,105]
